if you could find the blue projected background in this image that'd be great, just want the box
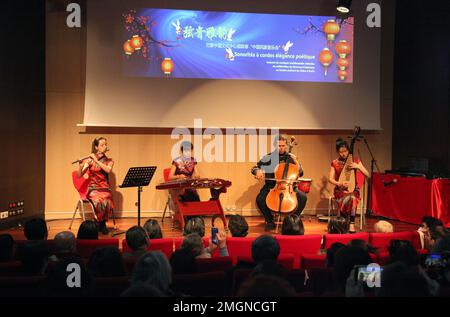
[122,8,354,83]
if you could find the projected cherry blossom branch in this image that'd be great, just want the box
[294,16,353,36]
[122,9,179,59]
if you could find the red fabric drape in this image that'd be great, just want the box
[372,173,450,226]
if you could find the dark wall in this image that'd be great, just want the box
[0,1,46,229]
[392,0,450,176]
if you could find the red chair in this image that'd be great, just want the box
[172,271,228,296]
[227,237,256,265]
[0,261,24,276]
[69,170,97,229]
[323,232,370,249]
[236,253,295,270]
[122,238,173,259]
[92,277,131,297]
[275,234,323,269]
[0,276,47,297]
[301,254,327,269]
[369,231,415,253]
[196,256,233,272]
[69,170,116,230]
[161,167,172,223]
[13,240,54,260]
[76,239,119,259]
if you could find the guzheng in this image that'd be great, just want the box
[156,178,232,190]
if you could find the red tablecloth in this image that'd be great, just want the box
[372,173,450,226]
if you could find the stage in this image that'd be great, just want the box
[0,215,418,247]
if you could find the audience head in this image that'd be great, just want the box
[374,220,394,233]
[378,261,429,297]
[326,242,346,267]
[348,239,376,253]
[24,217,48,240]
[46,256,93,297]
[421,216,443,231]
[88,246,127,277]
[252,235,280,264]
[170,247,197,274]
[19,240,50,275]
[126,226,149,251]
[183,217,205,237]
[53,231,76,254]
[388,240,419,266]
[334,245,372,291]
[76,220,99,240]
[180,233,204,257]
[228,214,249,237]
[328,217,349,234]
[281,214,304,235]
[237,275,296,297]
[429,225,449,241]
[143,219,163,239]
[132,251,172,294]
[0,234,14,262]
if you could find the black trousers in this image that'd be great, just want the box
[256,187,307,223]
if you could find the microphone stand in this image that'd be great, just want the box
[361,136,381,216]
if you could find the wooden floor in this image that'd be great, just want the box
[1,215,418,246]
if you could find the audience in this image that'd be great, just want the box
[124,226,149,259]
[252,235,280,264]
[237,275,296,297]
[76,220,99,240]
[24,217,48,240]
[327,217,349,234]
[0,234,14,262]
[334,245,372,294]
[429,225,450,253]
[130,251,173,296]
[228,214,249,237]
[121,284,163,297]
[418,216,443,249]
[326,242,345,268]
[170,247,197,274]
[281,214,305,235]
[378,262,430,297]
[181,231,228,259]
[52,231,77,259]
[374,220,394,233]
[18,240,50,275]
[143,219,163,239]
[46,256,93,297]
[88,246,127,277]
[183,217,205,237]
[388,240,419,266]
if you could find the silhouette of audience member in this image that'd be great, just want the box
[228,215,249,237]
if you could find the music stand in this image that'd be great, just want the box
[112,166,157,237]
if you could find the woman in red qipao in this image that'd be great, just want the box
[78,137,114,235]
[328,138,369,233]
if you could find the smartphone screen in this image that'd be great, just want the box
[212,227,218,245]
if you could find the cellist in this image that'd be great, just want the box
[251,135,307,231]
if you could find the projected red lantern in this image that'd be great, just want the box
[338,70,348,81]
[335,40,352,58]
[123,40,135,55]
[161,58,174,75]
[319,48,334,76]
[337,58,349,70]
[323,19,340,46]
[130,35,143,50]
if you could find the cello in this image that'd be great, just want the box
[265,136,300,213]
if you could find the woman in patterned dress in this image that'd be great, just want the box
[328,138,369,233]
[77,137,114,234]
